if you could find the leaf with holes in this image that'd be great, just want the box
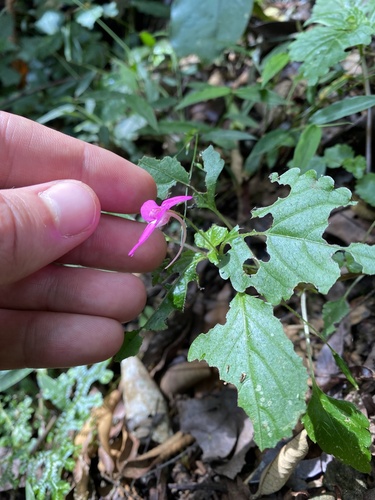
[218,227,253,293]
[250,169,353,305]
[188,293,308,449]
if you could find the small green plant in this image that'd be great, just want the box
[0,362,113,498]
[2,0,375,483]
[117,146,374,473]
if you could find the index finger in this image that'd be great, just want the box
[0,112,156,213]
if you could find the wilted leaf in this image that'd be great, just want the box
[252,430,309,498]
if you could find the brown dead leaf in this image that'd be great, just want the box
[327,208,375,245]
[160,360,212,398]
[230,147,245,186]
[73,389,121,495]
[178,387,253,475]
[97,389,121,456]
[315,322,347,388]
[121,431,195,479]
[204,283,232,330]
[250,430,309,499]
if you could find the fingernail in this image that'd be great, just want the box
[40,181,98,236]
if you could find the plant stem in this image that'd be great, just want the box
[360,45,372,173]
[301,291,315,381]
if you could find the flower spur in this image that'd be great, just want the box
[128,195,192,268]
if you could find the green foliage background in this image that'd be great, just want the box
[1,0,375,495]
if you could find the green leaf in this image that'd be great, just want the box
[188,294,307,449]
[329,347,359,389]
[355,172,375,206]
[114,330,143,362]
[245,129,295,174]
[306,0,372,28]
[37,104,76,125]
[0,369,33,392]
[170,0,254,62]
[75,6,104,30]
[138,156,189,199]
[234,86,286,106]
[343,156,367,179]
[302,383,371,473]
[289,0,375,85]
[310,96,375,125]
[199,146,225,207]
[291,124,322,170]
[201,129,255,150]
[322,297,350,338]
[324,144,354,168]
[0,13,15,53]
[250,169,353,304]
[176,86,231,110]
[261,52,290,88]
[132,0,170,17]
[195,225,229,264]
[35,11,64,36]
[333,250,363,274]
[145,251,203,331]
[302,155,327,176]
[218,227,253,292]
[125,94,158,130]
[347,241,375,274]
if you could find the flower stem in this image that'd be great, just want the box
[301,291,315,382]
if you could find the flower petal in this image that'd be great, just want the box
[140,200,161,222]
[160,195,192,211]
[128,221,158,257]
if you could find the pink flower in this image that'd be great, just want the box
[128,195,192,267]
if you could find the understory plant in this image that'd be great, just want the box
[116,146,374,473]
[0,362,113,498]
[2,0,375,485]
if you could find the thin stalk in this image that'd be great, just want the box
[360,45,372,173]
[72,0,131,59]
[301,291,315,381]
[344,274,364,300]
[210,207,234,230]
[362,219,375,244]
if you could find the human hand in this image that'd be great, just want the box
[0,112,166,369]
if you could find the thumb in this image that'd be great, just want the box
[0,180,100,285]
